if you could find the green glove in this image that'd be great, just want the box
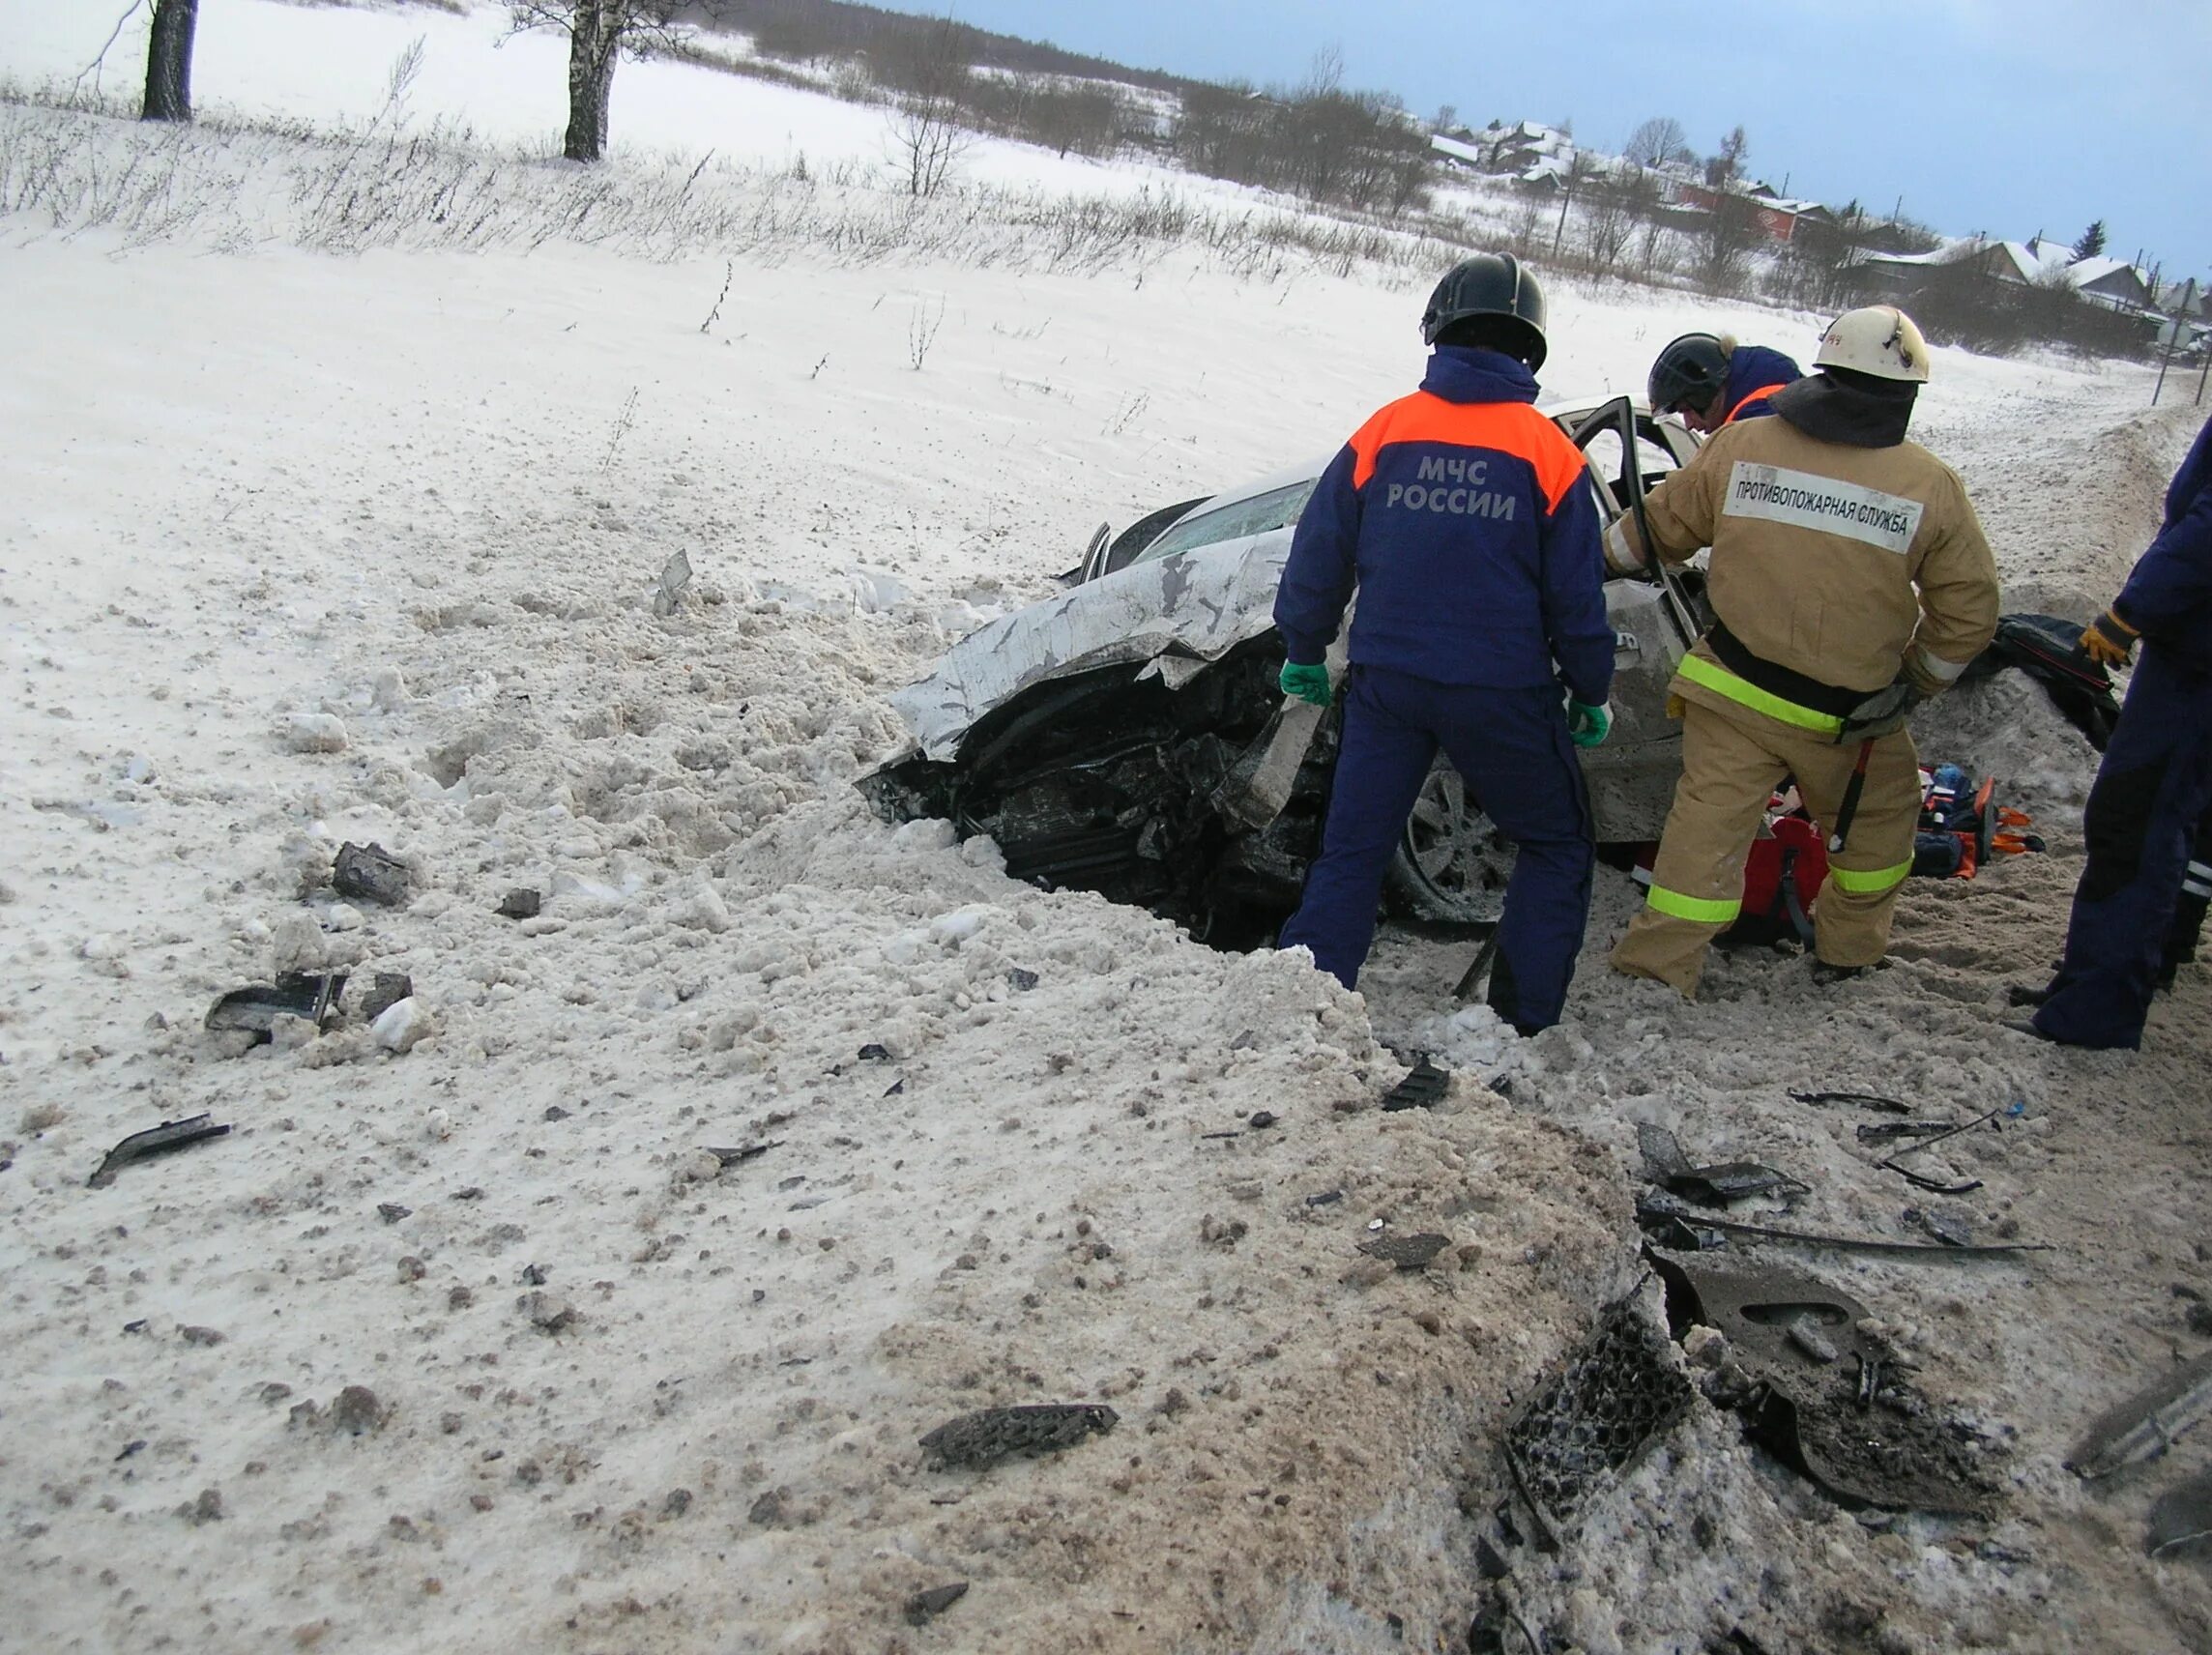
[1568,700,1612,748]
[1280,661,1332,708]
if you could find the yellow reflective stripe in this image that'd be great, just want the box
[1829,859,1911,895]
[1644,884,1742,923]
[1676,653,1846,736]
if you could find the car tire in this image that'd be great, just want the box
[1385,759,1516,924]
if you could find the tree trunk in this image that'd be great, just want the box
[142,0,198,124]
[564,3,622,163]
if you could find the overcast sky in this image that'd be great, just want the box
[887,0,2212,280]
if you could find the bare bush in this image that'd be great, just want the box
[999,77,1125,160]
[1696,190,1761,293]
[1165,63,1429,216]
[1575,164,1654,280]
[0,88,1468,285]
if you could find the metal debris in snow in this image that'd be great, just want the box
[496,887,542,919]
[204,971,347,1043]
[1636,1124,1810,1206]
[1357,1231,1450,1271]
[1636,1196,2051,1260]
[2068,1349,2212,1481]
[904,1582,970,1625]
[704,1141,781,1169]
[332,842,412,907]
[88,1115,232,1188]
[919,1404,1119,1470]
[1788,1088,1914,1115]
[1381,1055,1450,1112]
[353,972,414,1024]
[1875,1106,2000,1196]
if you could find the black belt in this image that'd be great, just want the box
[1703,621,1866,718]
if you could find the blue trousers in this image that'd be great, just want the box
[2036,646,2212,1049]
[1278,666,1594,1030]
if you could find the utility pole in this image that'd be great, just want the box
[2153,277,2197,406]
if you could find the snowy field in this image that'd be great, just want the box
[6,4,2212,1653]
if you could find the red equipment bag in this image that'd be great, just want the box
[1632,798,1826,947]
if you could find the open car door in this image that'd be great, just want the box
[1564,396,1713,842]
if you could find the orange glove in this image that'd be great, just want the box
[2081,607,2139,668]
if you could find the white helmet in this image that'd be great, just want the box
[1814,305,1931,384]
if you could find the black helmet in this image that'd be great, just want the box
[1647,333,1731,416]
[1420,253,1549,369]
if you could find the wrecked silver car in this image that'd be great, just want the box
[860,397,1712,944]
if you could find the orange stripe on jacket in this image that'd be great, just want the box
[1347,393,1588,511]
[1726,383,1790,424]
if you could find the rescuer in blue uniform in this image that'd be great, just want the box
[2015,414,2212,1048]
[1647,334,1803,432]
[1272,253,1613,1032]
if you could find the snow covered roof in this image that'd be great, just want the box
[2063,256,2148,295]
[1986,241,2048,283]
[1430,133,1484,167]
[1850,237,2043,282]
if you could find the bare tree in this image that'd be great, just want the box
[1699,189,1761,293]
[1550,150,1600,259]
[142,0,197,123]
[1622,115,1686,171]
[886,15,975,197]
[1634,190,1675,280]
[508,1,684,162]
[1580,163,1655,279]
[1304,43,1346,98]
[1704,124,1749,189]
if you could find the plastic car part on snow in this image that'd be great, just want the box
[88,1115,233,1189]
[204,972,348,1043]
[1651,1250,1993,1514]
[1500,1289,1695,1548]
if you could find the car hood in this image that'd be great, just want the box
[887,537,1290,762]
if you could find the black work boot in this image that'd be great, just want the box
[2007,982,2053,1007]
[1811,958,1870,987]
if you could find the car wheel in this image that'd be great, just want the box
[1386,759,1515,923]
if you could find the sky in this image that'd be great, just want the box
[883,0,2212,280]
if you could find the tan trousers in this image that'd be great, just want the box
[1611,699,1921,996]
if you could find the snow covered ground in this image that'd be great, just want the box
[6,5,2212,1653]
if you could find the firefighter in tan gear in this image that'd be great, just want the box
[1607,305,2000,994]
